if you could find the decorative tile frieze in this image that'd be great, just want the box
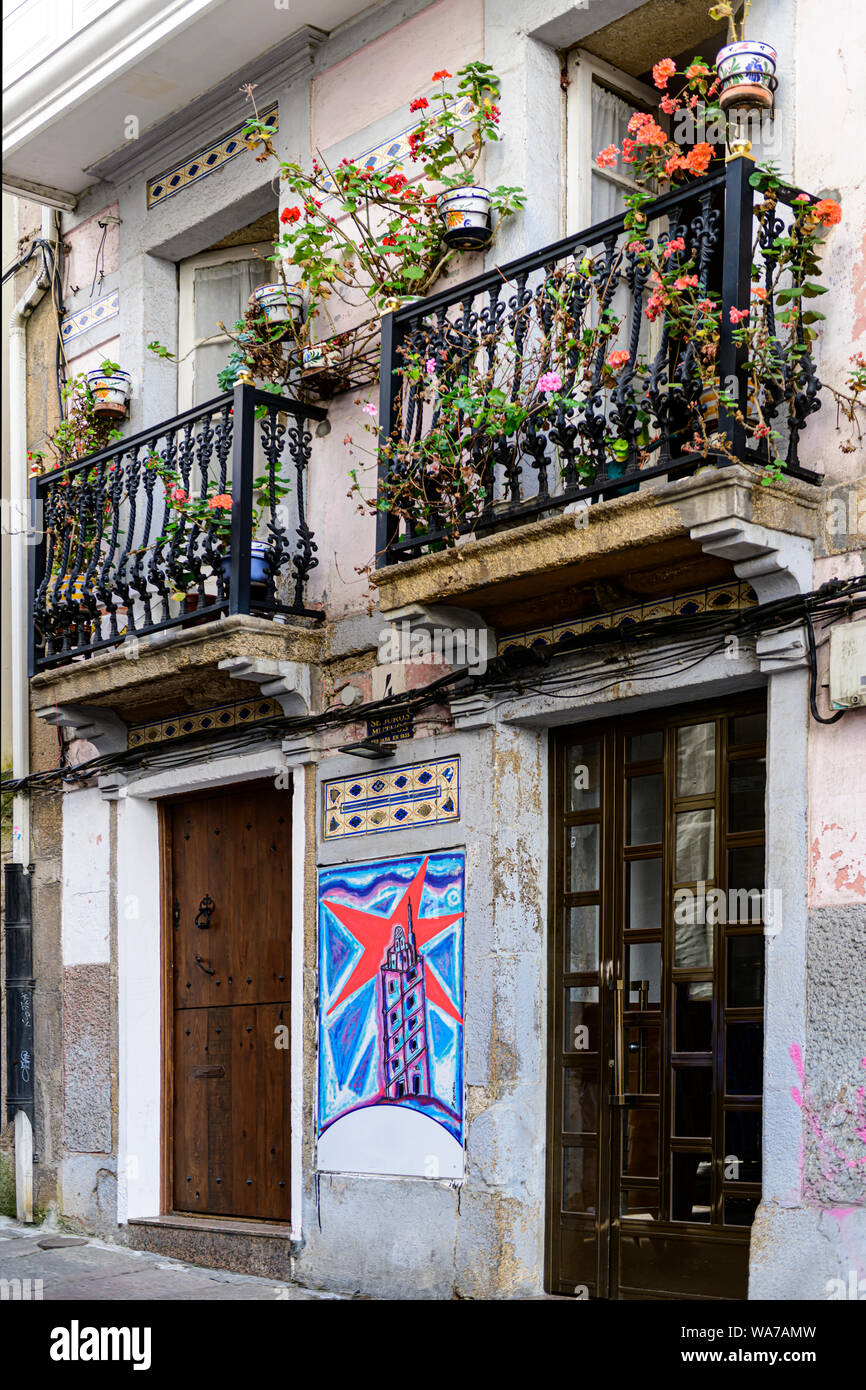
[323,756,460,840]
[320,96,474,191]
[498,580,758,655]
[60,289,119,345]
[147,105,278,207]
[127,696,281,749]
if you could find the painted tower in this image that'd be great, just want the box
[380,899,431,1100]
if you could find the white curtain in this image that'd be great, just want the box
[590,82,635,224]
[192,258,271,404]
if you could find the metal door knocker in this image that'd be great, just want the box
[195,894,215,930]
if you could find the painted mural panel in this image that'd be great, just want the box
[317,851,465,1177]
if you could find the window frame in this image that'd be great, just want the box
[565,48,660,234]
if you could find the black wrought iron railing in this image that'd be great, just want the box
[376,158,823,566]
[29,385,327,673]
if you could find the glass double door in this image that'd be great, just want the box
[546,697,766,1299]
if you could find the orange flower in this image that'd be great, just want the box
[685,142,714,175]
[813,198,842,226]
[686,63,710,80]
[595,144,619,169]
[209,493,233,510]
[432,70,451,81]
[653,58,676,89]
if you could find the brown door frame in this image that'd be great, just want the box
[545,691,767,1299]
[158,776,292,1220]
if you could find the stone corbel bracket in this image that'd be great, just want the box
[381,602,496,671]
[675,472,815,674]
[218,657,312,718]
[33,701,127,754]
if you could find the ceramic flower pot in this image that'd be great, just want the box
[85,369,132,419]
[301,344,341,375]
[248,284,304,341]
[436,186,493,250]
[716,41,778,111]
[219,541,273,588]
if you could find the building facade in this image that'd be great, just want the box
[2,0,864,1299]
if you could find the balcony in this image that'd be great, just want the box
[29,386,326,690]
[372,158,825,626]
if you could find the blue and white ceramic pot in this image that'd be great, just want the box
[716,40,778,111]
[436,185,492,250]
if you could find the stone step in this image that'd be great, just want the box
[127,1215,295,1281]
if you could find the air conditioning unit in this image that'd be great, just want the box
[829,622,866,709]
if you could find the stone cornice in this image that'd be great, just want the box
[87,25,327,187]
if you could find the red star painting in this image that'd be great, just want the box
[322,855,464,1023]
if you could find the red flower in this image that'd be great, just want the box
[729,306,749,324]
[381,235,398,247]
[673,274,699,290]
[281,206,301,224]
[432,70,451,81]
[409,97,429,113]
[384,173,408,191]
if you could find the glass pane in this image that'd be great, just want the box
[724,1196,759,1227]
[730,712,766,747]
[563,1147,597,1213]
[727,935,764,1008]
[627,857,662,930]
[565,986,600,1053]
[675,982,713,1052]
[567,823,599,892]
[627,774,663,845]
[564,1072,599,1134]
[728,845,764,893]
[567,741,601,810]
[726,1021,763,1096]
[673,891,713,970]
[627,730,663,762]
[676,722,716,796]
[674,1067,713,1137]
[675,809,715,881]
[566,905,599,974]
[621,1188,659,1221]
[724,1110,762,1183]
[625,1024,660,1093]
[671,1152,712,1223]
[729,758,766,833]
[626,941,661,1008]
[622,1109,658,1178]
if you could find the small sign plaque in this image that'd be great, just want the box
[367,708,414,742]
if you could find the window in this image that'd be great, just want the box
[565,51,658,232]
[177,243,273,409]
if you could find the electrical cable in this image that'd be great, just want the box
[804,608,846,725]
[6,576,862,799]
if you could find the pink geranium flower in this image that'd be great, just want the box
[363,402,378,417]
[537,371,562,393]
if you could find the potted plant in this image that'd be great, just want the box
[248,281,304,342]
[236,63,525,389]
[710,3,777,112]
[84,359,133,419]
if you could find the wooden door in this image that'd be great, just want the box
[546,696,767,1298]
[165,780,292,1222]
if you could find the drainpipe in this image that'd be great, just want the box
[6,204,55,1222]
[9,205,53,863]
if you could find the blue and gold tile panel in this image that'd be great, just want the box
[147,105,278,208]
[128,696,281,749]
[61,289,119,345]
[498,581,758,655]
[323,756,460,840]
[320,96,475,191]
